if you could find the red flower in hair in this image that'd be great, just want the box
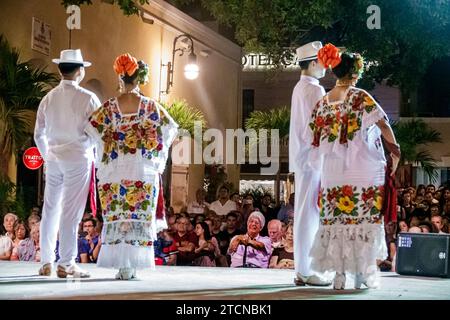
[113,53,138,77]
[317,44,342,69]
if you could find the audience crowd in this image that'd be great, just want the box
[1,182,449,272]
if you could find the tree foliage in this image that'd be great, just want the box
[175,0,450,90]
[391,118,442,182]
[0,35,57,177]
[61,0,150,16]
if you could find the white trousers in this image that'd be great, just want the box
[40,160,91,266]
[294,169,321,277]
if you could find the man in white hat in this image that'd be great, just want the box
[34,49,101,278]
[289,41,331,286]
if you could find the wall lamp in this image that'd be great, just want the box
[161,33,199,95]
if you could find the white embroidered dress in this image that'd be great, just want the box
[305,87,388,278]
[86,96,178,269]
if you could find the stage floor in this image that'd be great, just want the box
[1,261,449,300]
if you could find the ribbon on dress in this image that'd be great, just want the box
[156,174,166,220]
[89,161,97,217]
[382,139,400,227]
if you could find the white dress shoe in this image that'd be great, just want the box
[295,273,332,286]
[57,264,90,278]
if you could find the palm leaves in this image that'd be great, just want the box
[0,34,57,177]
[245,107,290,138]
[391,118,442,182]
[162,99,207,138]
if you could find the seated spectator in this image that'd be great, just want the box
[167,215,178,233]
[230,192,243,214]
[173,216,197,266]
[154,230,177,266]
[277,193,295,224]
[260,194,278,236]
[3,213,18,240]
[78,212,93,236]
[430,204,441,217]
[269,223,294,269]
[16,222,41,262]
[209,186,237,217]
[186,188,210,216]
[216,211,242,256]
[79,218,101,263]
[441,188,450,217]
[228,211,272,268]
[267,219,283,249]
[193,222,220,267]
[241,194,257,232]
[419,221,432,233]
[10,220,30,261]
[27,213,40,231]
[408,226,422,233]
[193,214,206,225]
[0,213,17,261]
[426,184,436,194]
[431,215,447,234]
[398,220,409,233]
[399,191,415,221]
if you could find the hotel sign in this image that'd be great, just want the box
[31,17,51,56]
[242,51,300,71]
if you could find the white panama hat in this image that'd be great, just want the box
[296,41,323,62]
[52,49,91,67]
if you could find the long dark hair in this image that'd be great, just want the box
[196,222,212,240]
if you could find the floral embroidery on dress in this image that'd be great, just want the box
[309,89,378,147]
[88,98,168,164]
[98,179,157,221]
[319,184,384,225]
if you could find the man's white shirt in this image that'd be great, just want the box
[34,80,101,163]
[289,75,326,173]
[209,199,237,216]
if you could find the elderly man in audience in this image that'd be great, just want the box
[269,223,295,269]
[228,211,272,268]
[0,213,18,260]
[431,215,447,234]
[267,219,283,249]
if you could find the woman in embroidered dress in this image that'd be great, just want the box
[86,53,178,280]
[306,44,400,289]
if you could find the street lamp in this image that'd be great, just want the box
[161,34,199,94]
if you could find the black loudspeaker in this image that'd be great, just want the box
[396,232,450,278]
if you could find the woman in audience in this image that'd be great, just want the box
[193,222,220,267]
[15,222,41,262]
[10,220,30,261]
[269,223,294,269]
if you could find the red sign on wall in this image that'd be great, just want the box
[23,147,43,170]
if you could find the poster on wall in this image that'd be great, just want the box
[31,17,51,56]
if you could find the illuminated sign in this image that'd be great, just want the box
[242,52,300,71]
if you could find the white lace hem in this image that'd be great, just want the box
[310,223,387,277]
[97,243,155,269]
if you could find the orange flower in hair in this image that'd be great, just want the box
[318,43,342,69]
[113,53,138,77]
